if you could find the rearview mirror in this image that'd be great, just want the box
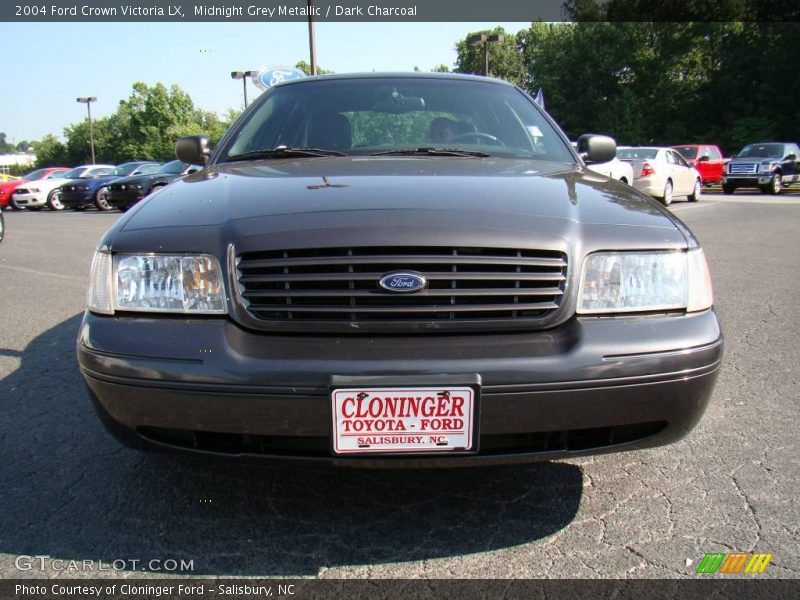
[577,134,616,164]
[371,95,426,114]
[176,135,212,165]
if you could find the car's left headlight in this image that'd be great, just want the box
[578,249,713,314]
[87,251,227,315]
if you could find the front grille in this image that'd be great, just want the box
[728,162,758,175]
[235,246,568,332]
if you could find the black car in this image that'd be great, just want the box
[106,160,202,211]
[78,73,722,467]
[722,142,800,194]
[60,161,163,211]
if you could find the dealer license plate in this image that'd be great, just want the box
[331,386,476,455]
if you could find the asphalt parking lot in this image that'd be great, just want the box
[0,190,798,579]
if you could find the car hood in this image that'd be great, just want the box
[111,157,690,253]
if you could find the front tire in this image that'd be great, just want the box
[47,189,65,211]
[768,173,782,195]
[660,180,673,206]
[95,186,113,211]
[688,179,701,202]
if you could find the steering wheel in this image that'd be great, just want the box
[449,132,505,146]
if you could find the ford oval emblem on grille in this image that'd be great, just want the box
[378,272,427,293]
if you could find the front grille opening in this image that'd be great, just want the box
[480,421,667,454]
[235,246,569,331]
[137,421,666,458]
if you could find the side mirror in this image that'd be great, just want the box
[784,154,797,162]
[176,135,212,165]
[698,155,710,162]
[577,134,616,164]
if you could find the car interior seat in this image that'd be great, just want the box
[308,113,352,150]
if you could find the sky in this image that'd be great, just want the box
[0,21,528,144]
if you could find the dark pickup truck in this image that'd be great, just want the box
[722,142,800,194]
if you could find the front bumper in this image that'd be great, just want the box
[107,190,144,209]
[722,175,773,187]
[78,310,722,467]
[61,191,96,208]
[11,192,47,207]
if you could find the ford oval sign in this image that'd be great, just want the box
[378,272,427,293]
[253,66,306,92]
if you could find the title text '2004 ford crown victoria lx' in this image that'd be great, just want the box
[78,74,722,467]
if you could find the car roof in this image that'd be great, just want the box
[273,71,516,88]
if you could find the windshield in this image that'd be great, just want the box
[62,167,86,178]
[161,160,189,174]
[23,169,48,180]
[112,163,141,176]
[618,148,658,160]
[219,77,574,163]
[737,143,783,158]
[673,146,698,160]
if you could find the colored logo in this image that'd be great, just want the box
[696,552,773,574]
[378,272,427,293]
[253,66,306,92]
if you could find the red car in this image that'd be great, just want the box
[671,145,728,185]
[0,167,70,209]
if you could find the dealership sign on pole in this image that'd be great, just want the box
[253,67,307,92]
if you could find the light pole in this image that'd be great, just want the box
[307,0,317,75]
[76,96,97,164]
[467,33,504,76]
[231,71,259,108]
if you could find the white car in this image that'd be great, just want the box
[571,142,633,184]
[11,164,114,210]
[586,156,634,184]
[617,147,702,206]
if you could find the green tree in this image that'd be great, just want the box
[294,60,334,76]
[0,132,15,153]
[32,134,69,167]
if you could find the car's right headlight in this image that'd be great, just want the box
[577,249,713,314]
[87,251,227,315]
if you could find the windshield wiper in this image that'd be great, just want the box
[225,146,346,162]
[370,147,491,158]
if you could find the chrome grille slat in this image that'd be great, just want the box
[728,162,758,174]
[238,255,567,269]
[240,272,566,282]
[235,246,568,331]
[242,288,564,298]
[244,302,560,313]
